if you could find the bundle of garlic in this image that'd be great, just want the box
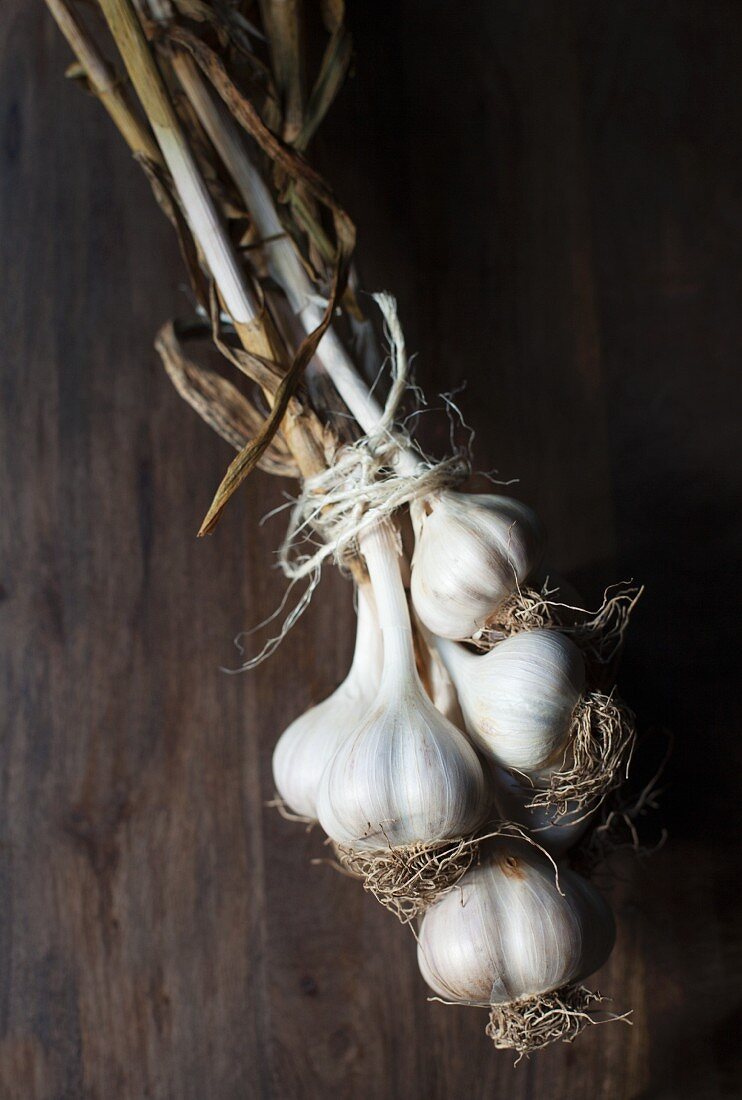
[46,0,642,1056]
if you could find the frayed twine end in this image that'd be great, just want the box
[224,294,470,672]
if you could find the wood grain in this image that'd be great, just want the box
[1,2,740,1097]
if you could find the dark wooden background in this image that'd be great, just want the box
[2,2,740,1097]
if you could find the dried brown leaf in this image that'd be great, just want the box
[261,0,304,142]
[198,262,343,534]
[207,281,284,393]
[320,0,344,34]
[295,18,351,152]
[155,320,298,477]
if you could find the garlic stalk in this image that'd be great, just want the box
[434,629,585,772]
[97,0,257,327]
[410,492,545,640]
[170,52,427,469]
[413,619,466,729]
[417,840,616,1054]
[170,54,380,424]
[272,582,382,820]
[95,0,327,495]
[316,520,488,917]
[45,0,161,163]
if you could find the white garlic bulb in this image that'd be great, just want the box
[272,583,381,820]
[434,629,585,772]
[417,841,615,1006]
[317,521,488,852]
[489,764,590,856]
[410,491,544,640]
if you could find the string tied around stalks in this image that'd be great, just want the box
[278,292,470,582]
[230,293,469,671]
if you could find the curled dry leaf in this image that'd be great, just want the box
[155,320,297,477]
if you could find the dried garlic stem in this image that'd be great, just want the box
[95,0,325,483]
[45,0,160,162]
[97,0,259,326]
[155,321,298,477]
[260,0,305,143]
[171,52,395,443]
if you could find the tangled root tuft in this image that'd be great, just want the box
[334,837,478,924]
[529,693,636,819]
[486,985,629,1060]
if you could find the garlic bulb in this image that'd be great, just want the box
[417,841,615,1007]
[489,765,590,856]
[410,491,544,640]
[435,629,585,772]
[317,521,488,852]
[272,583,381,819]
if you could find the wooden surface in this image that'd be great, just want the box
[2,2,740,1097]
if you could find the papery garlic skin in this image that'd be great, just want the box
[410,492,544,640]
[422,635,466,729]
[272,584,381,820]
[435,629,585,772]
[417,841,615,1006]
[317,681,488,850]
[489,764,590,856]
[317,522,489,852]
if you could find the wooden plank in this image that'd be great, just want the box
[1,1,739,1097]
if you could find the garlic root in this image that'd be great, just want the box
[486,985,625,1059]
[531,693,637,817]
[334,836,477,924]
[489,765,590,856]
[483,581,643,677]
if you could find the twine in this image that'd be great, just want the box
[278,293,470,581]
[229,293,468,671]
